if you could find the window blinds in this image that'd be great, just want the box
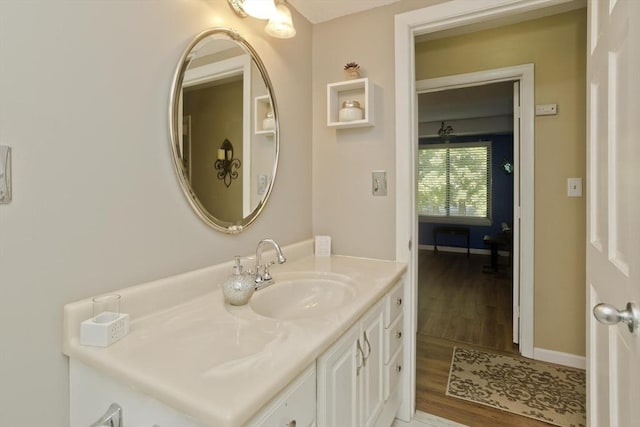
[417,141,491,219]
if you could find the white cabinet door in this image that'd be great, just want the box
[318,300,387,427]
[360,301,385,427]
[317,323,361,427]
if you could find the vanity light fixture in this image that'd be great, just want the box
[227,0,296,39]
[228,0,276,19]
[265,1,296,38]
[215,139,241,187]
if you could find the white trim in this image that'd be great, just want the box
[393,411,468,427]
[533,347,586,370]
[394,0,570,421]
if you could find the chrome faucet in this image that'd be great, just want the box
[254,239,286,290]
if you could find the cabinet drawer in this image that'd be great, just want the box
[384,280,404,328]
[384,312,403,363]
[384,348,403,401]
[247,364,316,427]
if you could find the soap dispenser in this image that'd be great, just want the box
[222,256,255,306]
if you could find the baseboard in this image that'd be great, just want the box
[533,347,586,370]
[393,411,467,427]
[418,245,508,257]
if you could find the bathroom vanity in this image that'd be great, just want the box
[63,239,407,427]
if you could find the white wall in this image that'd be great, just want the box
[0,1,312,425]
[311,0,442,259]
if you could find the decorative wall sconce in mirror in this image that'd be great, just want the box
[215,139,241,187]
[227,0,296,39]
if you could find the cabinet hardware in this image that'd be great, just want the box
[90,403,122,427]
[396,298,402,306]
[285,421,296,427]
[395,331,402,339]
[395,364,402,373]
[356,339,365,376]
[363,331,372,363]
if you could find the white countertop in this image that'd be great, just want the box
[63,240,406,427]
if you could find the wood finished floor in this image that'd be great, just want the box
[416,250,551,426]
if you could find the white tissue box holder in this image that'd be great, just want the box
[80,313,130,347]
[315,235,332,257]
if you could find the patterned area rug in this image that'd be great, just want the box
[446,347,586,427]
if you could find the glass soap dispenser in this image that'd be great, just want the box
[222,256,255,306]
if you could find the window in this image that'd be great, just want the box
[418,141,492,225]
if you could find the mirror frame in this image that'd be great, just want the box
[169,27,279,234]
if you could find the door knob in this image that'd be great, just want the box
[593,302,640,333]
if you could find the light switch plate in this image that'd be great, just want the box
[372,171,387,196]
[0,145,11,204]
[257,174,268,195]
[567,177,582,197]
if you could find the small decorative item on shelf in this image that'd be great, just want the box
[339,100,364,122]
[344,61,360,79]
[263,110,274,131]
[214,138,241,187]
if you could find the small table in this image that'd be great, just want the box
[433,226,470,256]
[482,223,512,273]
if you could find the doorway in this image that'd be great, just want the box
[416,80,519,353]
[414,79,525,423]
[394,0,587,423]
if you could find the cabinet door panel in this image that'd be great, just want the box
[360,300,385,427]
[317,325,360,427]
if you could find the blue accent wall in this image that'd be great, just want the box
[418,133,514,250]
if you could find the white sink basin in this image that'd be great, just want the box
[249,272,357,320]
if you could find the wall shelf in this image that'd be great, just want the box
[327,77,374,129]
[254,95,275,135]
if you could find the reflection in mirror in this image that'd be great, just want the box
[170,28,278,233]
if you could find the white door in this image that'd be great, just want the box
[587,0,640,426]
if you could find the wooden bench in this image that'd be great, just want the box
[432,226,470,256]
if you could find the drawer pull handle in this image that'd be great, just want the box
[356,338,365,376]
[90,403,122,427]
[395,331,402,339]
[285,421,296,427]
[363,331,372,362]
[395,364,402,373]
[396,298,402,306]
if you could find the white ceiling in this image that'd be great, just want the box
[287,0,400,24]
[288,0,585,27]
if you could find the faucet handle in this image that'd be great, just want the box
[263,261,275,281]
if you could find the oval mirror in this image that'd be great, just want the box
[169,28,279,233]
